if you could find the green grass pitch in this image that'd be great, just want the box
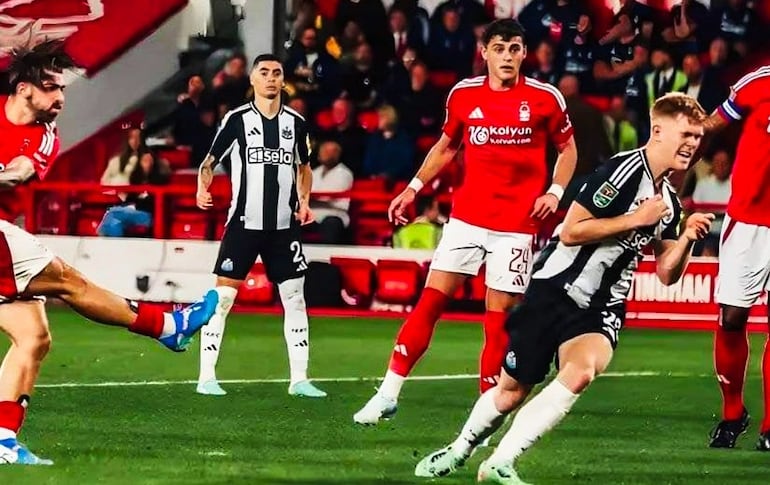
[1,308,769,484]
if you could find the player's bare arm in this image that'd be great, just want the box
[531,136,577,219]
[599,14,633,45]
[0,156,36,189]
[653,212,714,285]
[388,133,458,225]
[196,154,218,210]
[295,162,314,225]
[560,195,670,247]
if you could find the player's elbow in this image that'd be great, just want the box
[559,227,582,246]
[656,268,681,286]
[0,176,23,189]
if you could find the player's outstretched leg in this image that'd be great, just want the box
[0,301,54,465]
[197,284,238,396]
[479,310,509,393]
[23,258,217,352]
[279,277,326,398]
[355,271,463,425]
[711,306,751,448]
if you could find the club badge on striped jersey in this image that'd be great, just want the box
[593,181,619,208]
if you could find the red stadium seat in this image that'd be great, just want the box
[358,110,380,132]
[375,260,423,305]
[416,135,438,155]
[74,209,105,237]
[329,257,375,307]
[429,70,458,91]
[237,263,275,306]
[353,217,393,246]
[315,109,335,131]
[158,147,192,171]
[168,211,209,240]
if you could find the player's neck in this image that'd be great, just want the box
[253,96,281,118]
[642,145,672,185]
[4,95,36,126]
[488,73,519,91]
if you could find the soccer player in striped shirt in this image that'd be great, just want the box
[415,93,713,483]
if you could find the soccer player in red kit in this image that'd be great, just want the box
[0,41,217,465]
[705,65,770,450]
[354,19,577,425]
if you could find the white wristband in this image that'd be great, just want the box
[546,183,565,201]
[407,177,424,193]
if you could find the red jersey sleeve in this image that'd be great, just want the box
[23,122,59,181]
[718,67,770,122]
[545,90,573,146]
[442,85,465,148]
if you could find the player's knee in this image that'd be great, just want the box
[213,286,237,316]
[17,327,52,361]
[558,362,596,393]
[720,306,750,332]
[493,384,529,413]
[278,277,306,313]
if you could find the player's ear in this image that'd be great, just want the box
[16,81,32,98]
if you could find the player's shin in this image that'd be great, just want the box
[487,378,578,466]
[479,311,509,393]
[0,396,29,440]
[451,389,507,459]
[198,286,237,384]
[761,337,770,434]
[714,324,749,420]
[383,287,449,399]
[278,277,310,385]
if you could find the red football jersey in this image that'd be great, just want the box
[0,95,60,221]
[717,66,770,227]
[442,75,573,233]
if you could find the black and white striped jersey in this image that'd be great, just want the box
[208,102,310,230]
[532,148,682,310]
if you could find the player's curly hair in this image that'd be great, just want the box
[651,92,707,124]
[4,40,76,93]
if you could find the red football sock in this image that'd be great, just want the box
[761,338,770,433]
[479,311,508,393]
[0,397,27,435]
[714,326,749,421]
[128,303,164,338]
[388,287,449,377]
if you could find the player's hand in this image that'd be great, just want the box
[682,212,715,242]
[196,190,213,210]
[388,188,416,225]
[633,194,670,227]
[295,203,315,225]
[530,193,559,220]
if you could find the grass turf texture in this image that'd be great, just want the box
[1,307,768,484]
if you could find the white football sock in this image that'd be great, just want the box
[198,286,237,383]
[488,379,579,466]
[378,370,406,401]
[279,277,310,386]
[451,389,506,458]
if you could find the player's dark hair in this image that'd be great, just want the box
[416,195,436,215]
[5,40,76,93]
[252,53,282,68]
[482,19,526,45]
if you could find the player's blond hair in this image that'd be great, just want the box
[650,92,707,124]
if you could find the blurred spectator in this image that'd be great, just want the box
[558,37,595,93]
[471,20,488,76]
[708,37,730,72]
[284,26,341,114]
[558,75,612,206]
[593,28,648,96]
[363,104,414,182]
[309,141,354,244]
[317,98,367,177]
[390,62,444,136]
[382,47,420,103]
[287,96,309,119]
[713,0,759,58]
[431,0,489,31]
[97,151,170,237]
[392,195,444,249]
[599,0,655,46]
[392,0,431,47]
[337,20,366,64]
[212,54,250,112]
[484,0,531,20]
[428,6,476,77]
[682,53,727,113]
[528,40,561,86]
[604,95,639,153]
[662,0,715,53]
[189,104,218,168]
[335,0,390,72]
[645,47,687,109]
[172,75,216,167]
[518,0,591,51]
[690,149,732,256]
[101,127,145,186]
[386,6,425,63]
[340,42,382,110]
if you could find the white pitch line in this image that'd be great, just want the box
[35,371,710,389]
